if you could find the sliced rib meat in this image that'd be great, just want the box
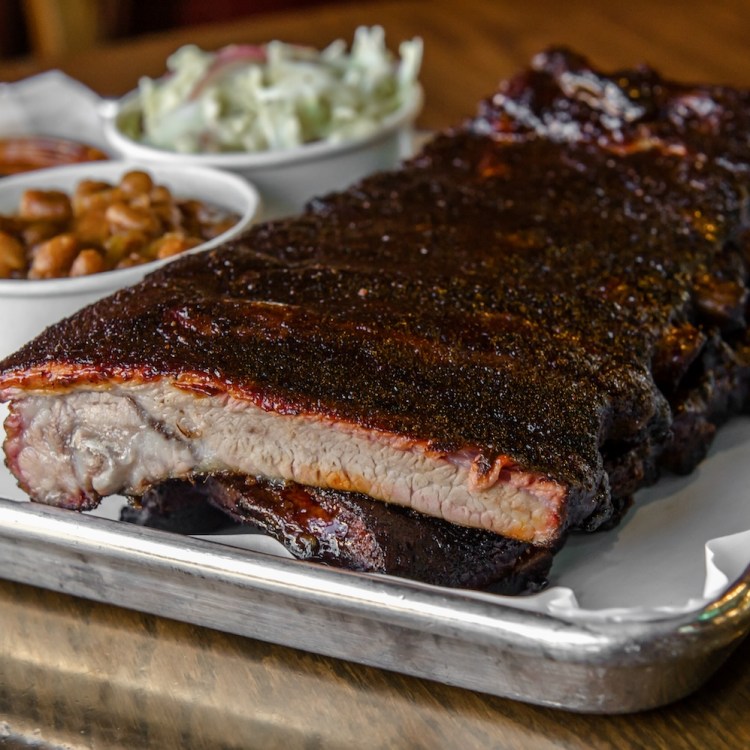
[1,373,587,545]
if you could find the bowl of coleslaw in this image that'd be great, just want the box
[101,27,423,219]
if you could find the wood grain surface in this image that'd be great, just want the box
[2,0,750,746]
[1,578,749,749]
[2,0,750,130]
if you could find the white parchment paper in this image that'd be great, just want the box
[0,70,108,149]
[0,73,748,625]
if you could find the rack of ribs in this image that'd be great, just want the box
[1,48,749,591]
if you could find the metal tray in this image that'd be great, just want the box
[1,496,749,714]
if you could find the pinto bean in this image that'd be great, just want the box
[119,170,154,198]
[152,233,201,259]
[73,185,123,214]
[0,231,25,278]
[74,208,110,246]
[104,230,151,264]
[19,189,72,222]
[22,220,62,248]
[105,201,161,234]
[70,248,106,277]
[149,185,172,204]
[28,233,79,278]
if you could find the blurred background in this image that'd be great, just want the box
[0,0,348,61]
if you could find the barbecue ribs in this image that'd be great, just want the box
[2,48,750,589]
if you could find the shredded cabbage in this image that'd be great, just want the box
[133,26,423,154]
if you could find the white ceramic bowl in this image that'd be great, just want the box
[100,86,423,220]
[0,160,260,360]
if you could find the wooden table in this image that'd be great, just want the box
[2,0,750,746]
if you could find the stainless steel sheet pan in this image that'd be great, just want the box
[1,65,750,720]
[1,497,749,714]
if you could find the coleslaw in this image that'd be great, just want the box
[132,26,423,154]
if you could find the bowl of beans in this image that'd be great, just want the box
[0,160,259,359]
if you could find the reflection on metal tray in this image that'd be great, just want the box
[0,496,749,714]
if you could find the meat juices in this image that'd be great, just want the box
[2,48,750,589]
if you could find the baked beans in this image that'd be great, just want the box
[0,170,240,279]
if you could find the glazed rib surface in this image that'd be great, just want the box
[126,474,554,592]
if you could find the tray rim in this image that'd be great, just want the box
[1,497,749,714]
